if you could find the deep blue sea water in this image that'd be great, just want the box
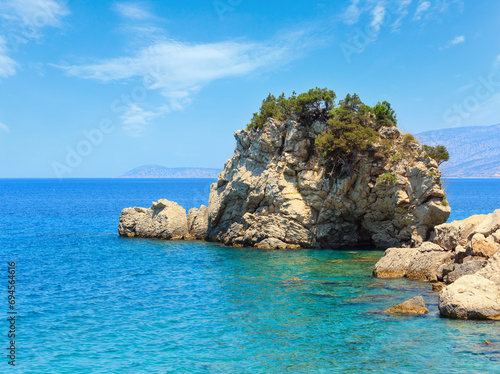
[1,178,499,373]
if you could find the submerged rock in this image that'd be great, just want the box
[384,296,429,315]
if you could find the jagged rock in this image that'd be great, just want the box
[384,296,429,315]
[406,250,454,281]
[467,233,500,258]
[477,252,500,284]
[454,245,467,264]
[379,126,401,139]
[442,259,488,284]
[373,247,419,278]
[118,199,190,239]
[207,118,449,248]
[433,214,487,250]
[373,242,453,281]
[187,205,209,240]
[432,282,446,292]
[255,238,300,249]
[438,274,500,320]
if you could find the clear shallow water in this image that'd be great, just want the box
[1,178,499,373]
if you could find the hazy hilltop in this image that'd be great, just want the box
[120,165,221,178]
[417,124,500,178]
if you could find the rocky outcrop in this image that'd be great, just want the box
[374,209,500,320]
[118,119,449,248]
[384,296,429,315]
[206,119,449,248]
[118,199,192,240]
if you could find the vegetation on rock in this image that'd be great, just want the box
[422,145,450,165]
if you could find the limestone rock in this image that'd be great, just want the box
[468,233,500,259]
[118,199,190,240]
[373,242,453,281]
[255,238,301,249]
[438,275,500,320]
[187,205,209,240]
[384,296,429,315]
[432,282,446,292]
[207,118,449,248]
[373,247,419,278]
[442,259,488,284]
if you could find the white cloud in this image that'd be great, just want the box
[440,35,465,50]
[0,121,10,133]
[391,0,412,30]
[0,0,69,80]
[370,3,386,33]
[120,103,168,136]
[57,34,307,109]
[413,0,431,21]
[450,35,465,45]
[0,0,69,31]
[113,2,155,20]
[0,37,17,78]
[343,0,362,25]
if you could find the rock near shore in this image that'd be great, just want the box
[374,209,500,320]
[118,119,449,248]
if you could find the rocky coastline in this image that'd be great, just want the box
[374,210,500,320]
[117,103,497,321]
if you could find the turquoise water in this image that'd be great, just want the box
[1,178,499,373]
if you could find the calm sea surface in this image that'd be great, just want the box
[1,178,499,373]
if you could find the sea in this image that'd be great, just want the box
[1,178,499,373]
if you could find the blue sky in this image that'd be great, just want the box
[0,0,499,177]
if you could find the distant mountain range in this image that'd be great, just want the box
[120,165,221,178]
[416,124,500,178]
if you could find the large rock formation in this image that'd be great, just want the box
[374,210,500,320]
[118,119,449,248]
[206,119,449,248]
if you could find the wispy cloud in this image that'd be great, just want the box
[343,0,362,25]
[120,103,169,136]
[412,0,431,21]
[0,37,17,78]
[450,35,465,45]
[440,35,465,50]
[0,0,69,35]
[0,0,69,79]
[0,121,10,133]
[57,33,310,108]
[391,0,412,31]
[113,2,155,20]
[370,3,386,33]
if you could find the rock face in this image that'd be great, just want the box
[384,296,429,315]
[118,199,192,240]
[374,209,500,320]
[206,119,449,248]
[187,205,209,240]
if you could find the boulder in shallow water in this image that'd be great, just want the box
[118,199,191,239]
[384,296,429,315]
[438,274,500,320]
